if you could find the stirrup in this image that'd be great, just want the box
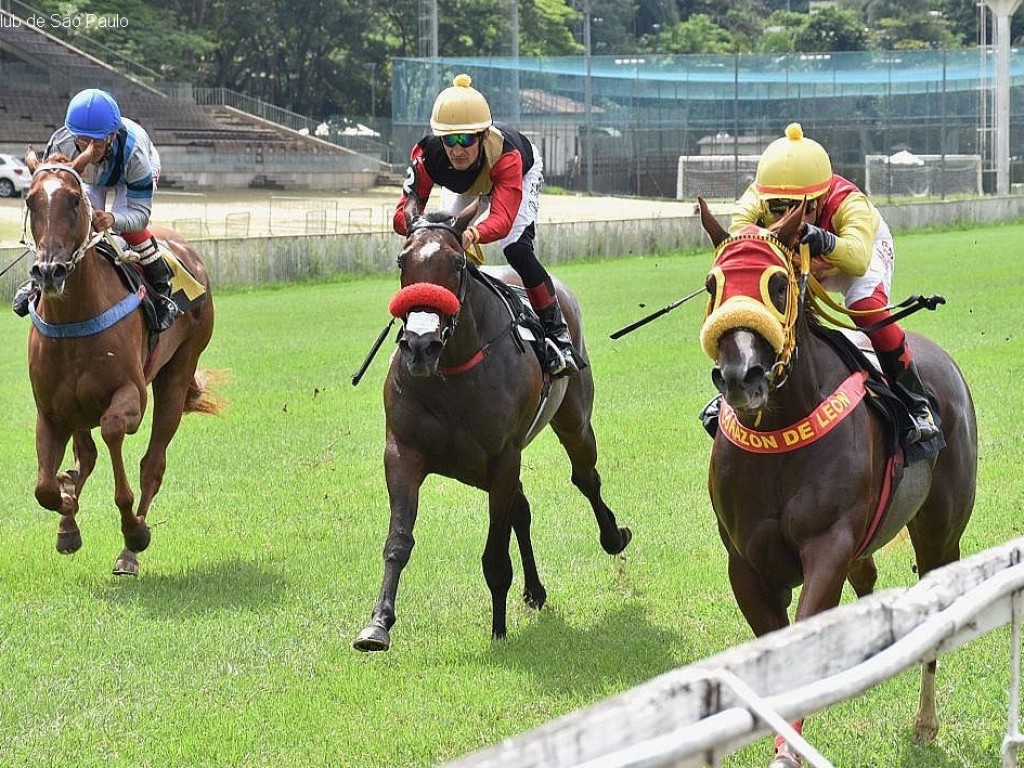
[544,338,579,378]
[152,295,182,331]
[906,408,941,445]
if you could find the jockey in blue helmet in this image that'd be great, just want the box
[14,89,178,331]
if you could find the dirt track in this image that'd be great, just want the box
[0,185,713,245]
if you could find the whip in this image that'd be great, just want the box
[609,286,705,339]
[351,318,396,386]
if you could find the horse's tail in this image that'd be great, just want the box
[185,368,229,416]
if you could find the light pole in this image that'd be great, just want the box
[982,0,1023,195]
[583,0,593,194]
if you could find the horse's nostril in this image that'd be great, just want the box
[744,366,765,387]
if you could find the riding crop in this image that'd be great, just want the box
[351,317,396,386]
[609,286,705,339]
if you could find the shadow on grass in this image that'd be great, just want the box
[91,556,287,617]
[480,599,684,701]
[895,737,1000,768]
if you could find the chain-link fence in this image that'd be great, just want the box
[393,51,1024,200]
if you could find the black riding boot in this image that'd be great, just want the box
[136,237,181,331]
[699,395,721,438]
[536,300,585,378]
[12,279,36,316]
[878,347,941,446]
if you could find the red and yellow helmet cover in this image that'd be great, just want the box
[700,228,793,360]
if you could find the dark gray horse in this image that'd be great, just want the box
[353,199,631,652]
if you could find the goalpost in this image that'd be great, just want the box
[865,154,983,198]
[676,154,762,201]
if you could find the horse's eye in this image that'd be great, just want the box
[767,272,788,313]
[705,275,717,295]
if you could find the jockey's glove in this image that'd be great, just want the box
[801,224,837,257]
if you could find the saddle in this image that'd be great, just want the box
[97,238,207,334]
[468,264,550,371]
[813,323,943,467]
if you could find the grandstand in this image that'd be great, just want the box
[0,8,383,191]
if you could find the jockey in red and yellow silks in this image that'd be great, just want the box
[720,122,940,447]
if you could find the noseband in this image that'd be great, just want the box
[393,218,470,345]
[25,163,103,275]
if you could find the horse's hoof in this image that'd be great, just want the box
[523,586,547,610]
[768,756,802,768]
[604,525,632,555]
[56,529,82,554]
[112,549,140,576]
[913,721,939,744]
[618,526,633,552]
[352,625,391,652]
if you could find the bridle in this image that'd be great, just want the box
[397,217,470,346]
[24,163,103,276]
[709,231,809,392]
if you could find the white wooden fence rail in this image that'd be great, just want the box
[441,536,1024,768]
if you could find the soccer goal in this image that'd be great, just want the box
[676,154,762,201]
[865,153,982,198]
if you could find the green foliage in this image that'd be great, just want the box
[659,13,735,54]
[793,5,868,51]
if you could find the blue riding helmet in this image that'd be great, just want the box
[65,89,123,139]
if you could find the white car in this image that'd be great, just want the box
[0,153,31,198]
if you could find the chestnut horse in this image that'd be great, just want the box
[23,156,217,575]
[697,200,976,766]
[353,200,632,652]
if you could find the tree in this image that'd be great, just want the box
[659,14,734,53]
[757,10,809,53]
[793,6,868,51]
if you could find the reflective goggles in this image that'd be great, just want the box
[766,198,801,216]
[440,133,479,148]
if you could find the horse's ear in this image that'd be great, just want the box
[71,152,92,175]
[698,196,729,248]
[25,145,39,173]
[773,200,805,251]
[453,197,481,234]
[402,196,422,233]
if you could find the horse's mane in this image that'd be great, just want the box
[420,210,458,225]
[44,152,73,164]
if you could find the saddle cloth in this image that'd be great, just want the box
[97,237,207,332]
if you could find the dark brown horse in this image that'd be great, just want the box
[353,199,632,652]
[23,155,218,575]
[697,200,977,766]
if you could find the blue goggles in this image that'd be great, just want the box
[441,133,479,148]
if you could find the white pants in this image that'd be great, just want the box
[440,143,543,249]
[819,217,895,305]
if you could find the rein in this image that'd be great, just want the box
[24,163,139,338]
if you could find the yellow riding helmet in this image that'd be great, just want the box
[430,74,493,135]
[754,123,833,200]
